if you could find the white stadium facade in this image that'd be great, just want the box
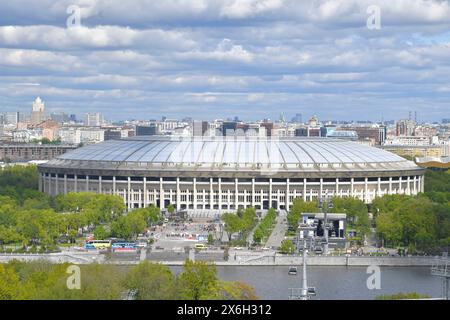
[37,136,425,211]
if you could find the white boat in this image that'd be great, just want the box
[288,266,298,275]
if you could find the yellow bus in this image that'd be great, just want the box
[85,240,111,249]
[194,243,206,250]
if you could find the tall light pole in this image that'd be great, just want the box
[319,197,333,256]
[301,240,308,300]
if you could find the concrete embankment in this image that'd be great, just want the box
[225,254,436,266]
[0,252,437,266]
[0,252,104,264]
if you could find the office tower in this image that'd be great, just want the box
[192,120,208,137]
[84,113,103,126]
[396,119,416,136]
[31,97,46,125]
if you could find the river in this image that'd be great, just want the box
[170,265,442,300]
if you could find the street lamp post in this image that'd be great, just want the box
[319,197,333,256]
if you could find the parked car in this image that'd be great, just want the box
[314,246,324,254]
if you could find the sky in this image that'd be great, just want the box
[0,0,450,122]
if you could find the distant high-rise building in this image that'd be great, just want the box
[396,119,416,136]
[31,97,46,125]
[222,121,237,136]
[342,125,386,145]
[192,120,208,137]
[69,114,77,122]
[291,113,302,123]
[104,129,122,140]
[260,122,273,136]
[4,112,21,126]
[443,119,450,124]
[50,112,69,124]
[136,124,158,136]
[84,113,103,126]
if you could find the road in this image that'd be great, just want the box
[265,210,287,248]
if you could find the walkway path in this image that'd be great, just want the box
[265,210,287,249]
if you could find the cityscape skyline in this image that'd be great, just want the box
[1,96,446,124]
[1,1,450,121]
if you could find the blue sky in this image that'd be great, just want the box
[0,0,450,122]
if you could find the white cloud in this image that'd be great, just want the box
[0,25,195,50]
[1,0,450,121]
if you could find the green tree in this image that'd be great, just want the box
[125,261,177,300]
[280,239,296,254]
[94,225,109,240]
[177,260,219,300]
[110,216,133,240]
[0,264,21,299]
[217,281,259,300]
[222,213,243,242]
[331,197,370,237]
[287,198,318,231]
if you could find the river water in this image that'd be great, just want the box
[170,266,443,300]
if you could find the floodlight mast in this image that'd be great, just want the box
[319,197,333,256]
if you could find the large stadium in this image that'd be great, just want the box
[37,136,425,211]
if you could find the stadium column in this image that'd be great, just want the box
[336,178,339,197]
[86,175,89,192]
[203,189,206,209]
[243,189,247,208]
[210,178,213,210]
[406,176,411,195]
[350,178,354,197]
[74,175,78,192]
[286,178,290,210]
[218,178,222,210]
[159,177,165,209]
[55,174,58,195]
[138,186,142,208]
[143,177,147,208]
[38,173,43,192]
[64,174,67,195]
[389,177,392,194]
[235,178,239,210]
[48,174,51,195]
[277,189,281,210]
[269,178,272,207]
[193,178,197,210]
[364,177,368,203]
[377,177,381,197]
[99,175,102,194]
[421,175,425,193]
[319,178,323,199]
[399,176,403,194]
[413,175,417,195]
[128,177,132,210]
[303,178,307,201]
[113,176,116,195]
[252,178,255,207]
[177,177,181,211]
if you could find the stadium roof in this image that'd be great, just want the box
[47,136,420,172]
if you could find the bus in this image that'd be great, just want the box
[112,242,138,252]
[84,240,111,250]
[194,243,206,250]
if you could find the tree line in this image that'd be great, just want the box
[0,166,163,252]
[0,259,258,300]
